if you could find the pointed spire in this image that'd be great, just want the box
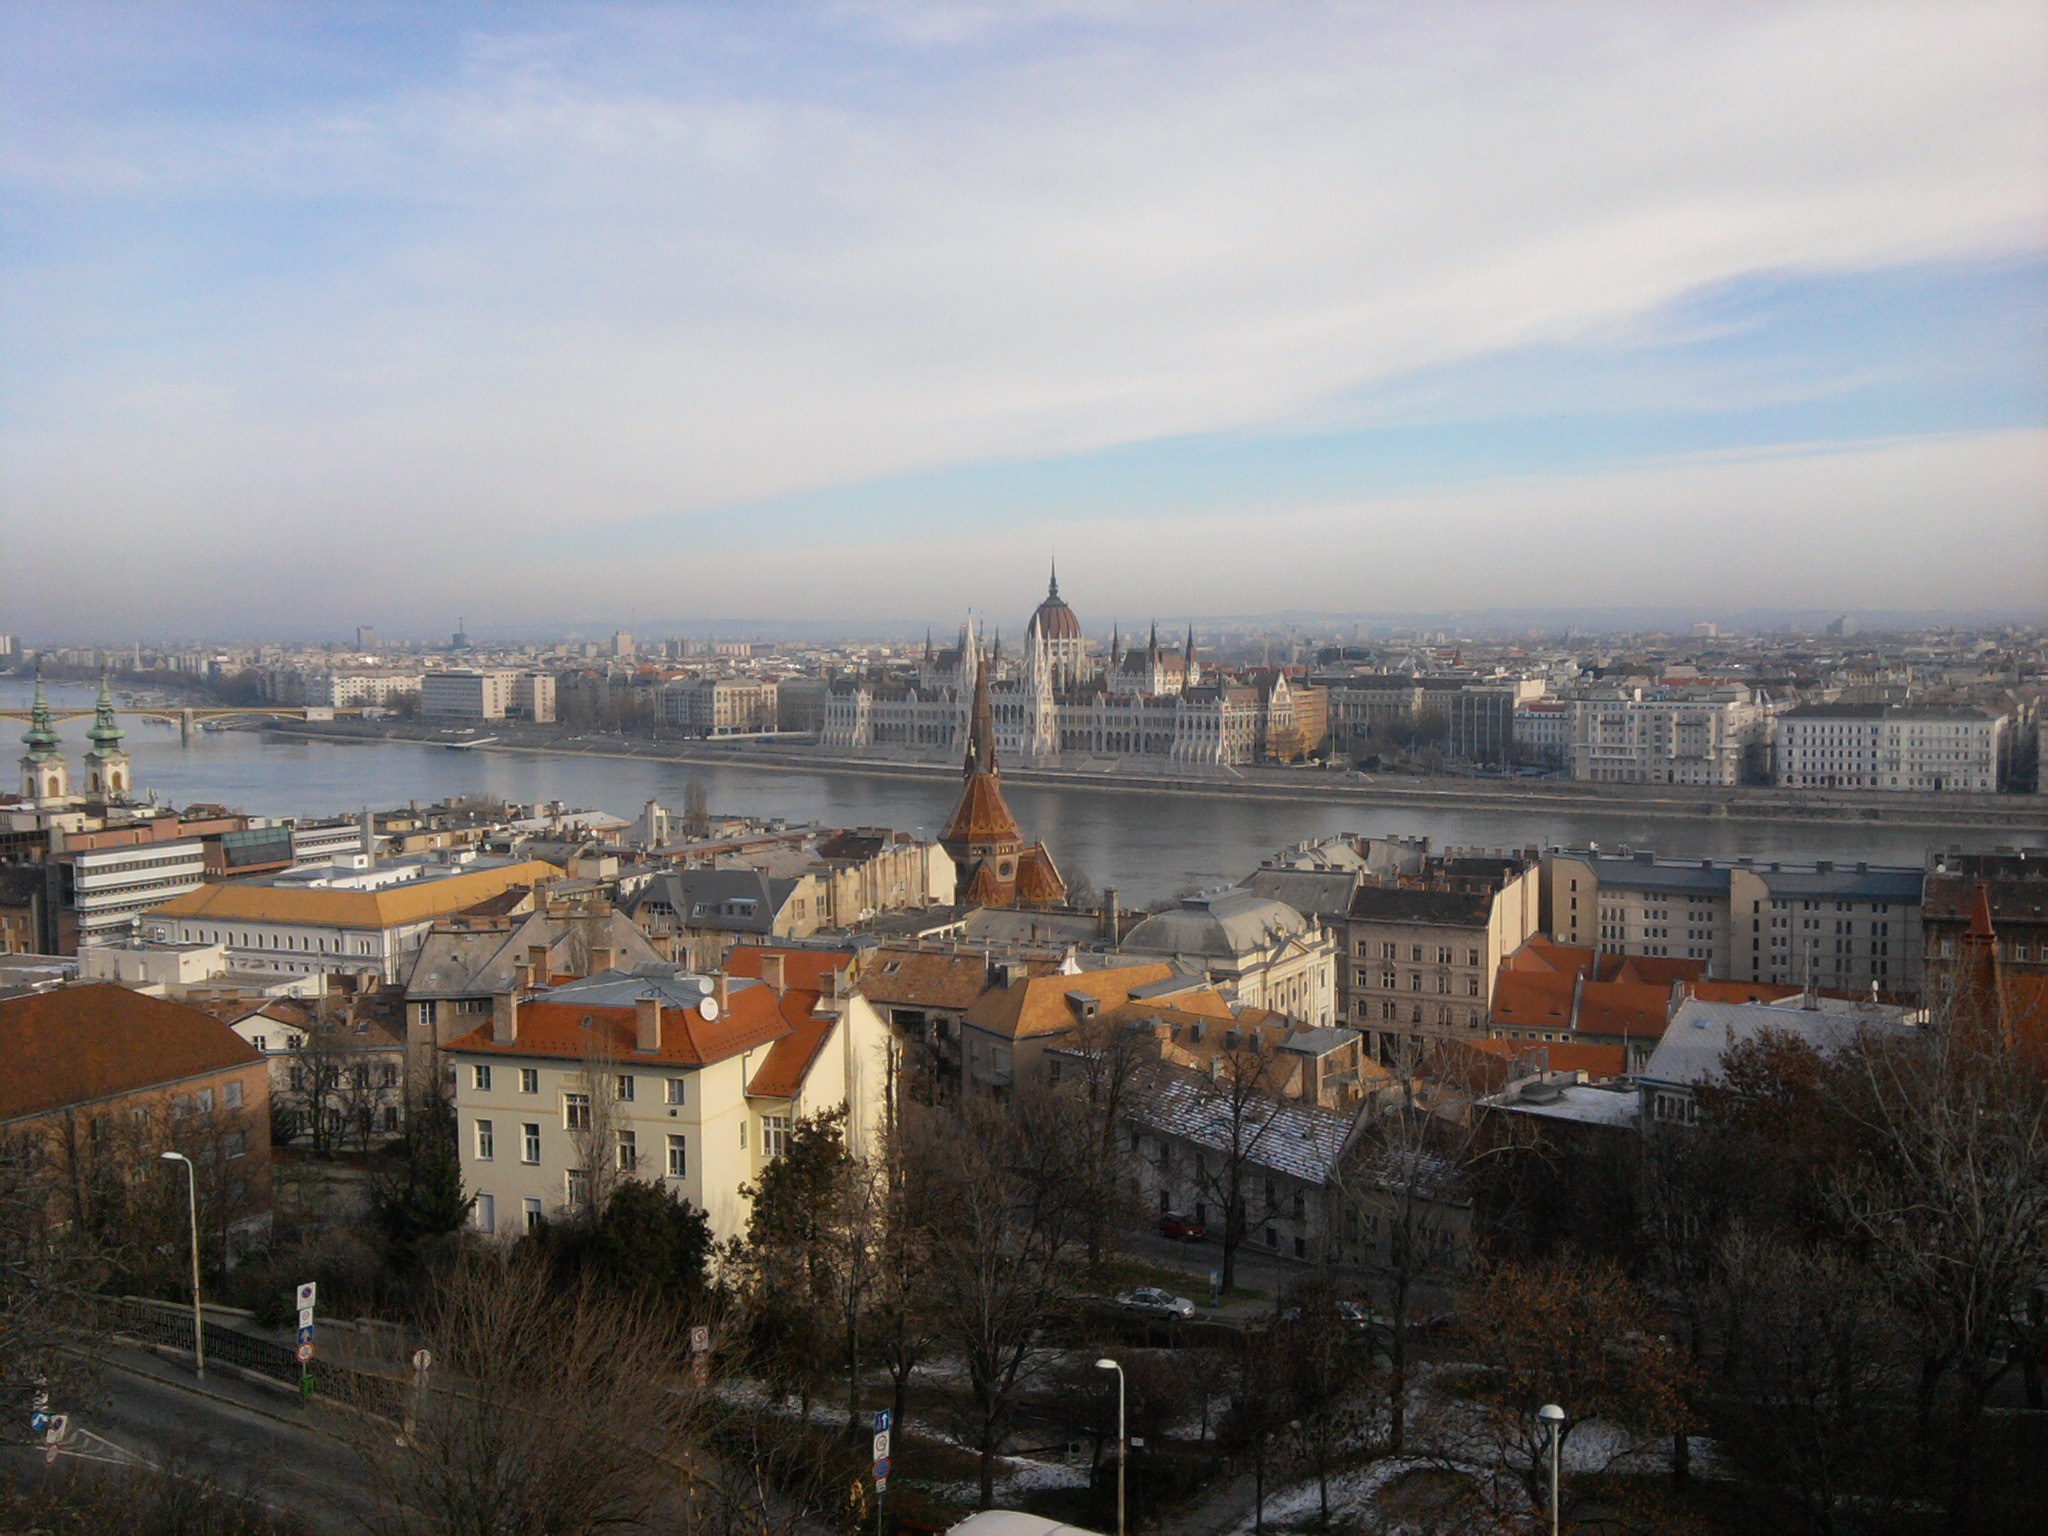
[963,641,999,780]
[89,671,125,751]
[20,667,59,759]
[1048,556,1060,599]
[924,627,933,664]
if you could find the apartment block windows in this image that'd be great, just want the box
[665,1077,687,1107]
[1466,948,1481,967]
[519,1068,538,1094]
[521,1123,540,1164]
[1436,947,1453,964]
[471,1064,492,1092]
[566,1168,590,1207]
[616,1130,637,1171]
[475,1119,494,1161]
[615,1074,635,1102]
[563,1092,590,1131]
[667,1134,687,1178]
[762,1115,791,1159]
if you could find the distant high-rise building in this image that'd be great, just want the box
[356,625,380,653]
[0,635,17,660]
[1825,614,1858,637]
[452,617,470,650]
[612,630,635,658]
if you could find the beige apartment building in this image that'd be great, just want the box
[446,950,887,1240]
[1569,689,1776,786]
[1547,848,1923,993]
[1775,703,2005,793]
[1342,853,1540,1059]
[662,678,779,736]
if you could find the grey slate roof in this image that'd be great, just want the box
[1237,868,1359,922]
[537,964,734,1011]
[1637,997,1909,1089]
[1122,889,1309,961]
[625,869,799,934]
[406,910,665,999]
[1345,886,1495,925]
[1123,1060,1356,1186]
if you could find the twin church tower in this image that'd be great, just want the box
[19,673,131,806]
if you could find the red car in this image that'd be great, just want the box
[1159,1211,1207,1242]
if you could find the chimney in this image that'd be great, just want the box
[1101,888,1120,944]
[359,807,376,860]
[590,945,615,975]
[491,990,518,1044]
[513,958,532,993]
[635,994,662,1053]
[763,953,787,996]
[714,974,730,1014]
[528,943,550,981]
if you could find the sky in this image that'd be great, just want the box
[3,1,2045,642]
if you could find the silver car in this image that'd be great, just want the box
[1115,1287,1197,1321]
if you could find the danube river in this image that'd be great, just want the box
[1,679,2003,904]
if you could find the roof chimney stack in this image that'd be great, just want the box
[491,990,518,1045]
[714,973,730,1014]
[762,952,787,996]
[590,945,614,976]
[635,993,661,1053]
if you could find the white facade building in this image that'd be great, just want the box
[1569,689,1776,786]
[306,671,423,709]
[1776,704,2004,792]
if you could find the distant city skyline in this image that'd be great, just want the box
[4,3,2045,635]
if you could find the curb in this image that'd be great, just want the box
[87,1347,355,1444]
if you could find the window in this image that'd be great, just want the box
[475,1193,495,1234]
[616,1130,637,1170]
[739,1121,747,1149]
[1410,945,1423,962]
[472,1064,492,1092]
[1436,946,1452,964]
[350,1065,370,1090]
[564,1093,590,1131]
[523,1197,543,1233]
[519,1068,538,1094]
[522,1123,540,1163]
[1380,942,1396,959]
[383,1106,401,1132]
[762,1115,791,1159]
[666,1077,687,1106]
[1466,977,1481,997]
[566,1168,590,1206]
[667,1135,687,1178]
[615,1074,635,1102]
[222,1130,246,1160]
[288,1065,305,1093]
[224,1080,243,1109]
[249,1035,268,1053]
[194,1088,213,1114]
[475,1120,494,1160]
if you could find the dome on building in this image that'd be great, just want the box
[1120,888,1308,961]
[1027,563,1081,642]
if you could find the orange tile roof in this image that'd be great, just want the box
[723,945,855,991]
[747,1014,835,1099]
[859,949,1058,1011]
[965,962,1180,1040]
[1462,1037,1628,1080]
[943,774,1023,844]
[443,979,813,1067]
[146,859,563,930]
[1013,845,1067,905]
[0,984,262,1122]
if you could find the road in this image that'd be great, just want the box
[13,1345,383,1534]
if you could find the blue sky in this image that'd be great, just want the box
[3,2,2044,639]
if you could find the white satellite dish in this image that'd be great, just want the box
[699,996,720,1022]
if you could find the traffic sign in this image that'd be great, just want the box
[298,1307,315,1329]
[875,1476,887,1493]
[42,1414,67,1444]
[873,1409,890,1434]
[296,1326,315,1347]
[412,1349,433,1373]
[871,1457,890,1481]
[296,1282,317,1309]
[690,1325,709,1353]
[296,1343,316,1363]
[872,1430,890,1461]
[30,1411,49,1433]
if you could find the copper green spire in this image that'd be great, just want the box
[20,670,59,760]
[88,672,124,751]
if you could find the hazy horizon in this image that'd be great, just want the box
[5,3,2045,637]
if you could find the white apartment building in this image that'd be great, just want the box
[306,670,423,709]
[141,853,561,982]
[661,678,779,736]
[423,669,518,720]
[1547,848,1923,993]
[446,953,887,1240]
[58,840,208,948]
[1513,700,1573,767]
[513,671,555,724]
[1569,689,1775,786]
[1776,703,2005,793]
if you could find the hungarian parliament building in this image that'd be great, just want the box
[820,570,1326,768]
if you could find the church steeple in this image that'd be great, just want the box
[85,671,131,798]
[1047,557,1060,600]
[20,672,59,761]
[19,668,72,804]
[963,641,999,781]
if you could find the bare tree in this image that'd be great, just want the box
[905,1090,1089,1507]
[570,1032,632,1215]
[1182,1040,1293,1293]
[342,1249,706,1536]
[1053,1009,1153,1275]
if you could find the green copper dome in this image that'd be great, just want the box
[87,674,125,751]
[19,676,60,760]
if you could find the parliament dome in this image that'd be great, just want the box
[1027,566,1081,642]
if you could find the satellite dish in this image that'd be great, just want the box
[699,996,720,1022]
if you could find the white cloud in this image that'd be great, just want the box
[2,1,2044,627]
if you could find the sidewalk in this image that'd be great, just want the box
[84,1338,348,1439]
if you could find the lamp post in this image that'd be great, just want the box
[1537,1403,1565,1536]
[160,1151,204,1380]
[1096,1358,1125,1536]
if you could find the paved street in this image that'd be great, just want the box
[19,1345,382,1535]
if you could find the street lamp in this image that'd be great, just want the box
[1096,1358,1125,1536]
[1537,1403,1565,1536]
[160,1151,204,1380]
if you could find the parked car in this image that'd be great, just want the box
[1115,1287,1198,1321]
[1159,1211,1207,1242]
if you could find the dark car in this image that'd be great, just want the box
[1159,1211,1207,1242]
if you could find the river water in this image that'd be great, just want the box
[2,679,2007,903]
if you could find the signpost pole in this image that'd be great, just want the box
[872,1409,891,1536]
[296,1282,317,1403]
